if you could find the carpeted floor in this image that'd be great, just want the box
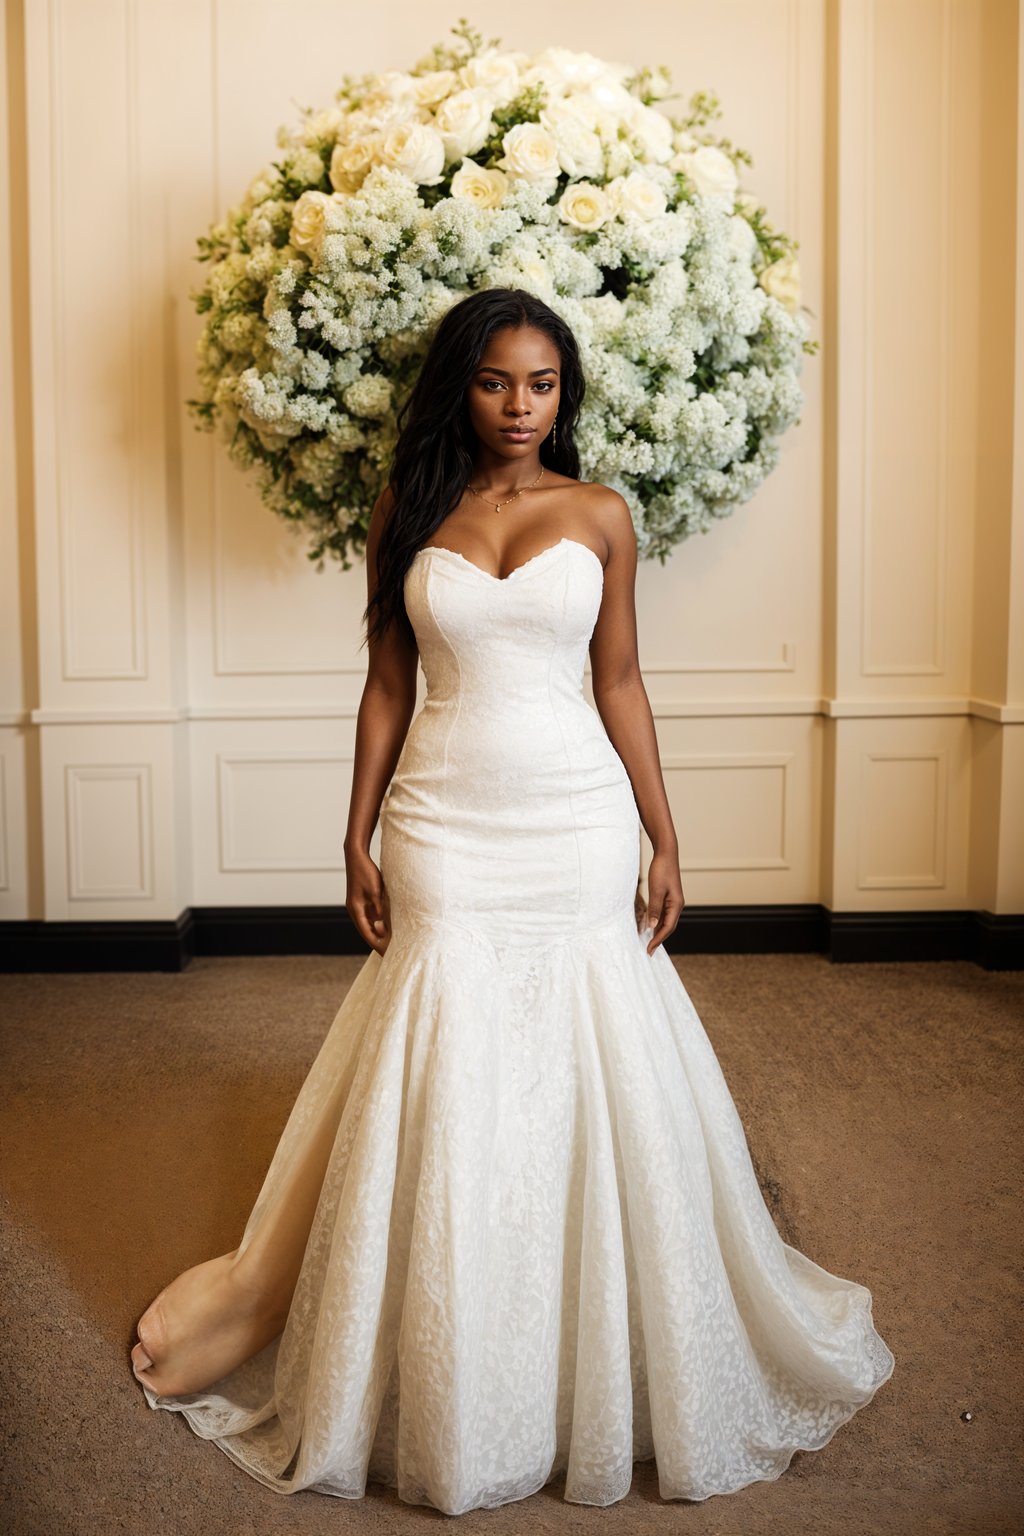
[1,951,1021,1536]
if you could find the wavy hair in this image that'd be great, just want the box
[363,287,585,647]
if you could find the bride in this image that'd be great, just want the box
[130,287,895,1515]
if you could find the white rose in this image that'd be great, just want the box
[529,47,624,91]
[552,92,600,131]
[626,102,674,163]
[411,69,458,108]
[589,61,634,87]
[379,121,446,185]
[433,88,495,160]
[759,253,801,314]
[517,65,564,101]
[290,189,347,254]
[557,181,611,231]
[366,70,419,104]
[672,144,738,202]
[254,422,301,450]
[584,74,636,114]
[547,91,621,144]
[376,101,427,136]
[329,136,380,193]
[539,103,604,178]
[606,172,667,221]
[516,256,554,299]
[450,159,509,209]
[509,251,555,296]
[728,213,758,262]
[497,122,561,182]
[335,108,383,144]
[351,98,423,140]
[458,48,521,107]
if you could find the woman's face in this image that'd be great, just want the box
[466,324,561,459]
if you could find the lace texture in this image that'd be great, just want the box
[140,539,895,1514]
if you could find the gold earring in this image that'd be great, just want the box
[552,415,558,450]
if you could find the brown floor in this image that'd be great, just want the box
[1,950,1022,1536]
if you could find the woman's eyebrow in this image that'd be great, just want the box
[475,366,558,376]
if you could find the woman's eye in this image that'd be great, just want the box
[479,380,556,392]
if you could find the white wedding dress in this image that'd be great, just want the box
[138,535,895,1514]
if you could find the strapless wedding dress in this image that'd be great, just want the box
[137,535,895,1514]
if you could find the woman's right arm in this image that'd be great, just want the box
[343,488,418,952]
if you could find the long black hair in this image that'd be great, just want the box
[363,287,585,647]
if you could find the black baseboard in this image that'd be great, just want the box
[828,908,1023,968]
[0,904,1020,973]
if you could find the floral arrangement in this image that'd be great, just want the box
[188,19,810,568]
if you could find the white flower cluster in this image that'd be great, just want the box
[189,30,808,567]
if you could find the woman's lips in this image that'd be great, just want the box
[500,427,535,438]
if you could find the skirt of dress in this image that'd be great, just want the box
[137,541,895,1513]
[136,906,895,1515]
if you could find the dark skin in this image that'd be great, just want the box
[345,323,686,957]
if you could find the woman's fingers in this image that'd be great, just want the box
[351,902,377,951]
[371,881,392,951]
[363,890,391,952]
[346,863,392,953]
[644,886,684,954]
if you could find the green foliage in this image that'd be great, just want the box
[411,17,500,75]
[479,84,550,168]
[621,63,677,107]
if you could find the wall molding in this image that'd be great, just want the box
[660,751,793,871]
[856,747,947,891]
[217,751,351,873]
[6,697,1024,727]
[65,761,154,900]
[635,644,797,674]
[46,0,149,682]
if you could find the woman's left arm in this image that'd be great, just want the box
[587,490,686,955]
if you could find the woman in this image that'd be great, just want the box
[131,288,895,1515]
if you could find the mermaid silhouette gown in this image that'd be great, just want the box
[137,536,895,1514]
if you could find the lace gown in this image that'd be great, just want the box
[137,536,895,1514]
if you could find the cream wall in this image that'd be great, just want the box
[1,0,1021,930]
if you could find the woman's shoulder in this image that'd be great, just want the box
[575,479,635,543]
[576,477,629,508]
[554,477,635,565]
[548,471,628,512]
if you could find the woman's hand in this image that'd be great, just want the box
[346,847,392,955]
[640,849,685,955]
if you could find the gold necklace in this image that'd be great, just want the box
[466,465,545,513]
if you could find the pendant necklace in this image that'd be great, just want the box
[467,465,545,513]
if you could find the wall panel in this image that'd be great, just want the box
[3,0,1019,929]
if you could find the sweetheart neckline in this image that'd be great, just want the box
[412,536,604,585]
